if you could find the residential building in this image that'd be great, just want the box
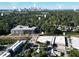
[11,25,37,35]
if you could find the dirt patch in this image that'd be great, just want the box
[0,34,31,40]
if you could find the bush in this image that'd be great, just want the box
[0,38,17,45]
[68,48,79,57]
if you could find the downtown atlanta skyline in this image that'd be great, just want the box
[0,2,79,10]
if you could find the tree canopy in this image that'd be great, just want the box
[0,10,79,35]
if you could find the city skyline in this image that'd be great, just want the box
[0,2,79,10]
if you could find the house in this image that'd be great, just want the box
[37,36,66,45]
[37,36,79,50]
[71,37,79,50]
[11,25,37,35]
[37,36,72,53]
[37,36,69,56]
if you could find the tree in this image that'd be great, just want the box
[39,48,47,57]
[68,48,79,57]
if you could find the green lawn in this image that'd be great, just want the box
[0,38,17,45]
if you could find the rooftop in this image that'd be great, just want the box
[71,37,79,49]
[11,25,37,31]
[37,36,65,45]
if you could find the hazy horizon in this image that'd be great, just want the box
[0,2,79,10]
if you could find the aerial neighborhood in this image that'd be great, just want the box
[0,2,79,57]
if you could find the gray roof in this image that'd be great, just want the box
[37,36,65,45]
[11,25,36,31]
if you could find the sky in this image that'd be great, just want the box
[0,2,79,10]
